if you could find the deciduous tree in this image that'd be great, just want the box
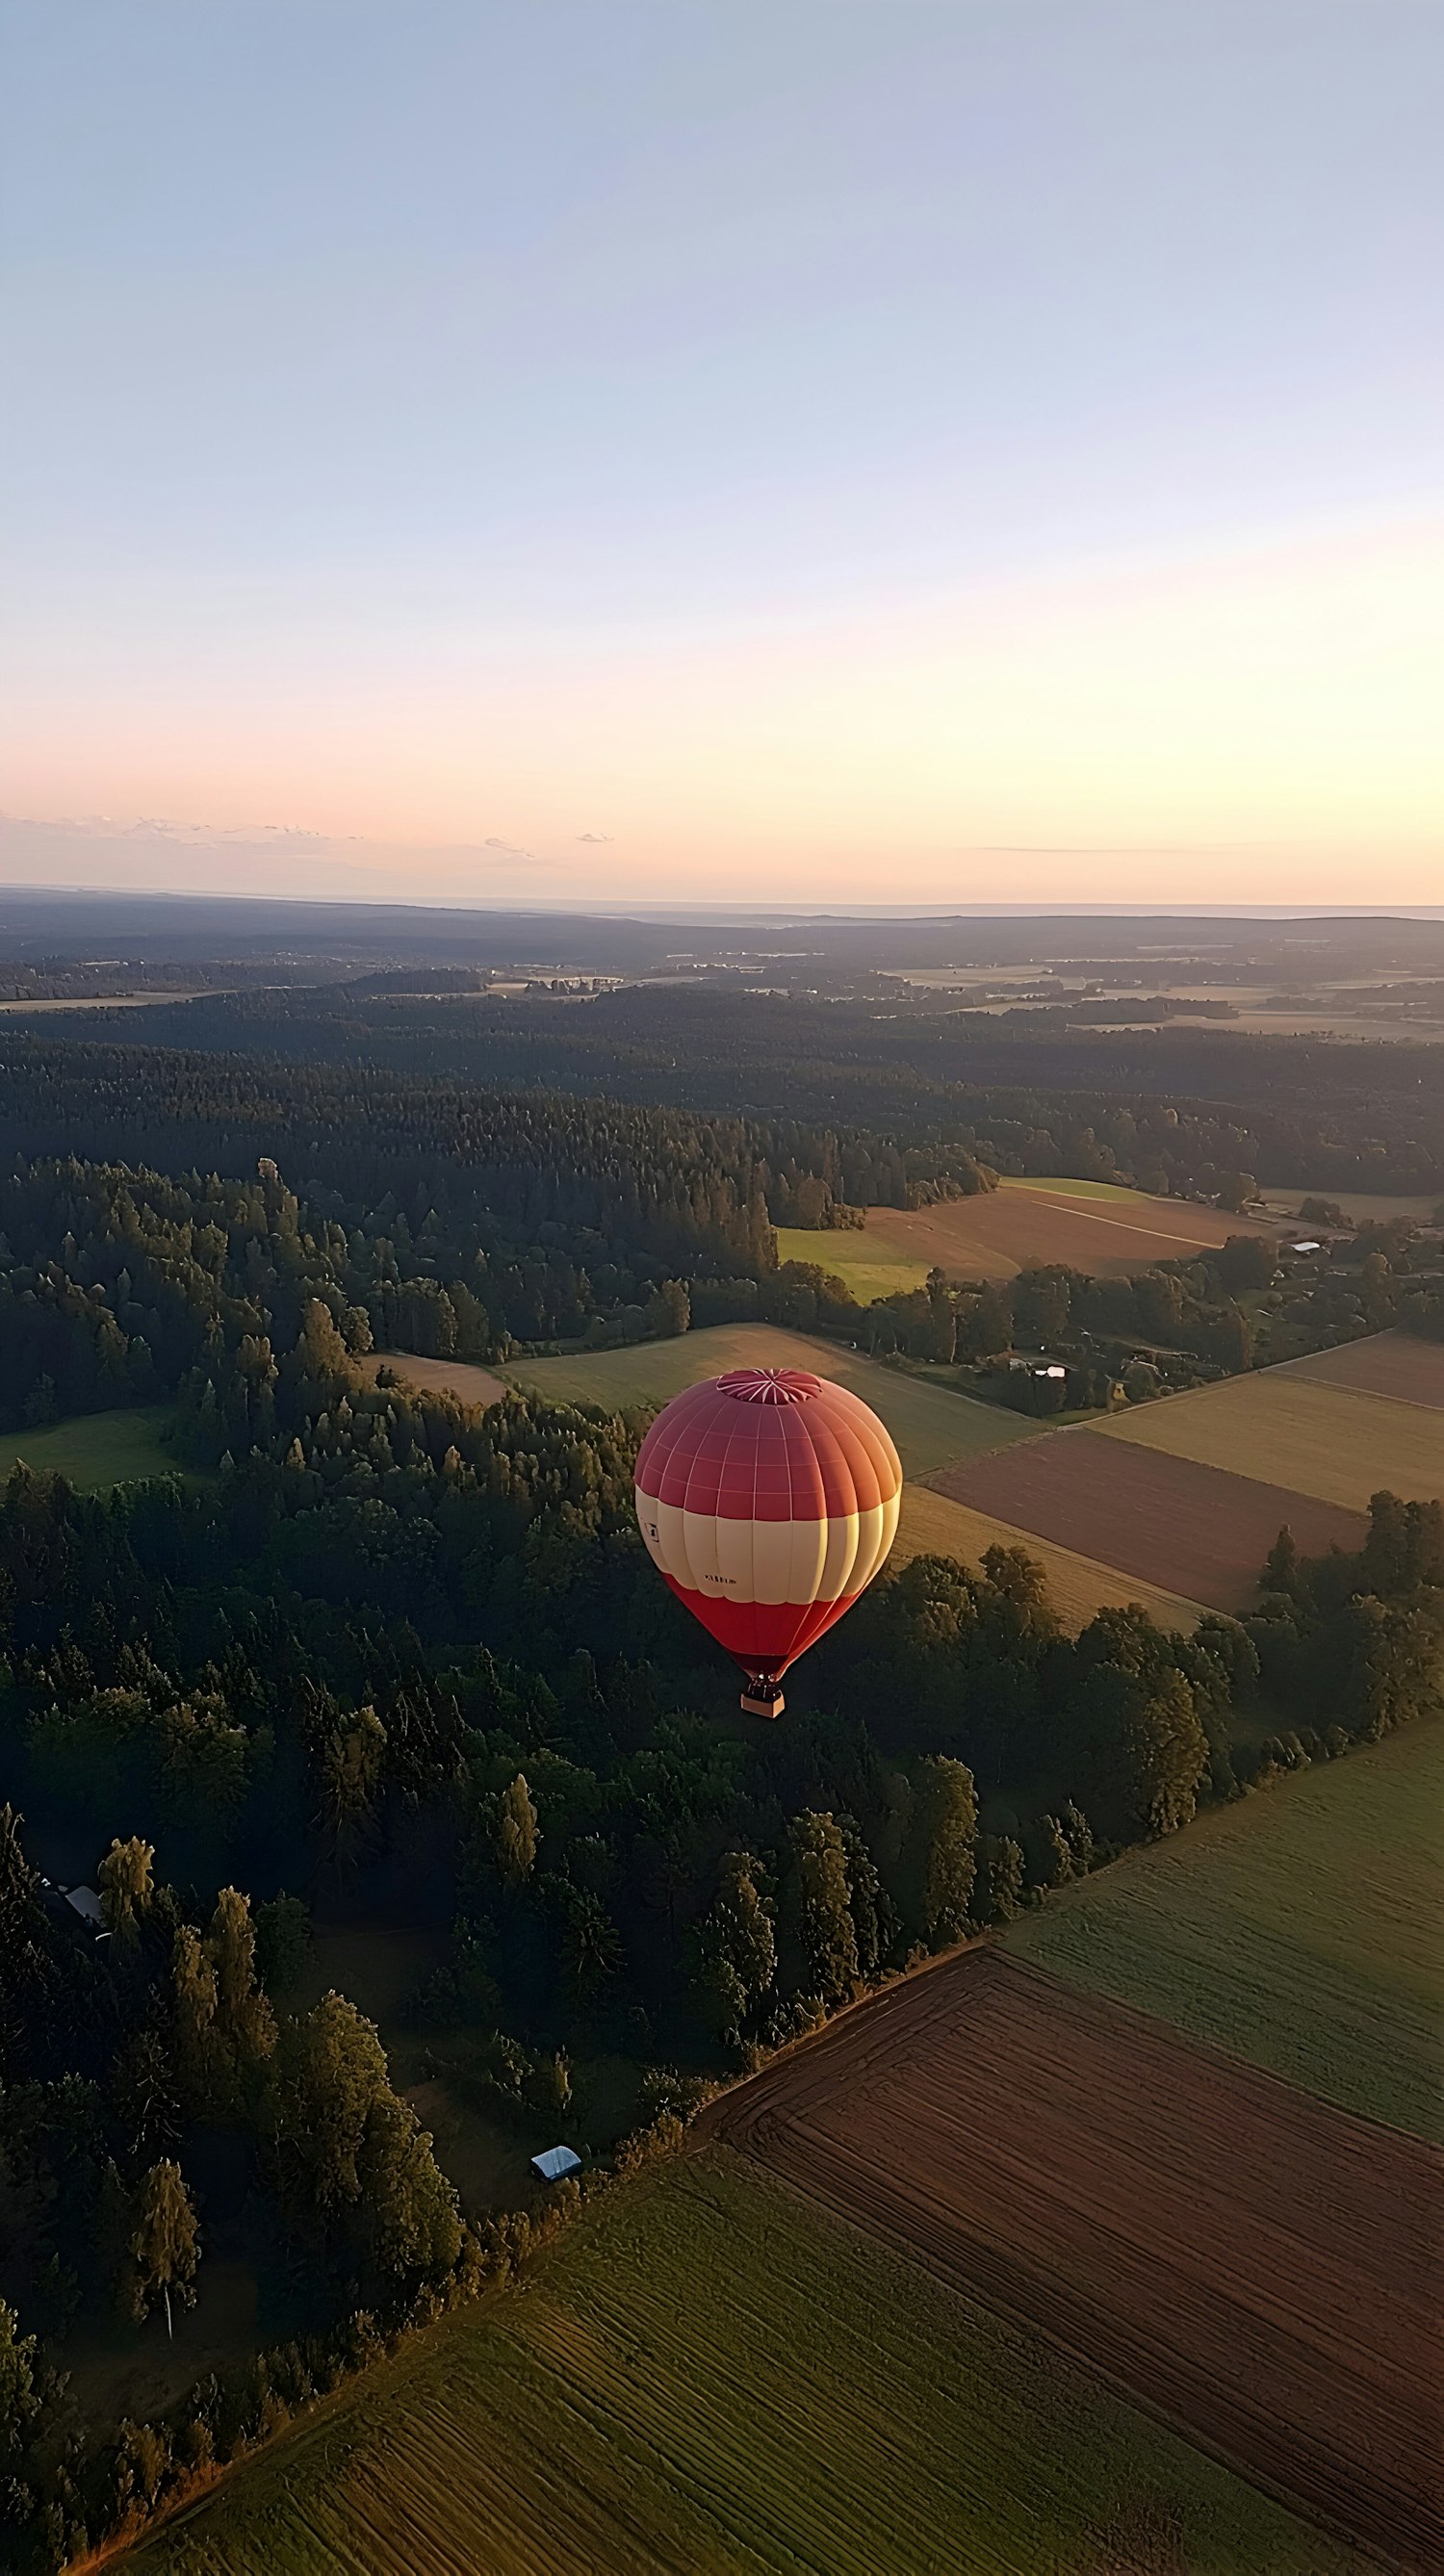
[127,2159,199,2338]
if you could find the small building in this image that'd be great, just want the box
[1290,1239,1324,1255]
[530,2145,582,2184]
[37,1879,110,1944]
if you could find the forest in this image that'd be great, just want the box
[12,975,1442,1196]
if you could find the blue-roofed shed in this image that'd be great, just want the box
[530,2145,582,2183]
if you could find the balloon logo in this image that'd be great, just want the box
[633,1366,903,1715]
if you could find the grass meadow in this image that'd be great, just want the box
[1007,1720,1444,2141]
[0,1405,178,1489]
[503,1324,1044,1480]
[124,2154,1356,2576]
[772,1224,931,1301]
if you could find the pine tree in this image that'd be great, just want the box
[837,1819,892,1978]
[1059,1799,1095,1874]
[495,1774,539,1886]
[1031,1814,1074,1889]
[787,1812,858,2005]
[98,1837,155,1947]
[691,1850,776,2037]
[916,1757,979,1947]
[170,1924,219,2112]
[0,1806,54,2079]
[206,1887,276,2069]
[1263,1525,1301,1596]
[320,1705,387,1867]
[985,1836,1025,1922]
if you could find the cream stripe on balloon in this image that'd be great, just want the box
[636,1495,905,1606]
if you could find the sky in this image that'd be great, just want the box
[2,0,1442,910]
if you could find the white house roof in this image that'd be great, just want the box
[63,1885,105,1925]
[530,2145,581,2183]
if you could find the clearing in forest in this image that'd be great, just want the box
[893,1482,1205,1633]
[705,1950,1443,2576]
[0,1405,178,1489]
[1094,1366,1444,1508]
[122,2152,1361,2576]
[360,1350,510,1407]
[865,1177,1281,1283]
[933,1430,1366,1610]
[504,1323,1045,1479]
[772,1224,932,1301]
[1007,1719,1444,2141]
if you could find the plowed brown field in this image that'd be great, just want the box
[931,1430,1367,1610]
[702,1951,1444,2574]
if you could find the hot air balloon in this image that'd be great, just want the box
[633,1366,903,1716]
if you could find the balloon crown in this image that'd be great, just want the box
[715,1367,823,1404]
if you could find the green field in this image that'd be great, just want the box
[0,1405,177,1489]
[126,2154,1354,2576]
[773,1225,931,1301]
[503,1324,1044,1479]
[1007,1721,1444,2141]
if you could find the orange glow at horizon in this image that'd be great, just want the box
[6,518,1442,907]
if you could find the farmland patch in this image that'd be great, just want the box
[1095,1370,1444,1509]
[1265,1184,1444,1225]
[1008,1719,1444,2140]
[894,1483,1205,1633]
[1279,1328,1444,1412]
[504,1324,1045,1479]
[705,1951,1443,2574]
[867,1182,1281,1283]
[932,1430,1365,1610]
[123,2152,1359,2576]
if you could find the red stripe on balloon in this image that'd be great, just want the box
[635,1378,901,1523]
[659,1573,869,1679]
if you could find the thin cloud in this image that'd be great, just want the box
[578,831,612,844]
[483,836,534,862]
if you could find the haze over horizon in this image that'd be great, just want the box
[4,2,1441,908]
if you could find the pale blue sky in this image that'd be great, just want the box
[3,2,1441,901]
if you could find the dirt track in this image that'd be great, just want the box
[932,1431,1367,1610]
[701,1950,1444,2573]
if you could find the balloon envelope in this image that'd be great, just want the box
[633,1366,902,1692]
